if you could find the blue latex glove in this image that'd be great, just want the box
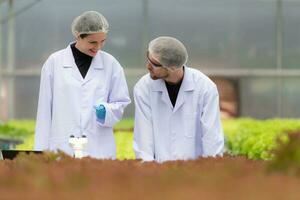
[94,104,106,123]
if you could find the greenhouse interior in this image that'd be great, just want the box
[1,0,300,199]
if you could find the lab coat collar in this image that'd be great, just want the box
[151,66,195,112]
[173,67,195,112]
[62,43,104,83]
[84,51,104,83]
[62,43,76,67]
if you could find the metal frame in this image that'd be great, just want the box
[1,68,300,78]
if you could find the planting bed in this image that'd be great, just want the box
[0,153,299,200]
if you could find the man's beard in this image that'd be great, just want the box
[149,72,168,80]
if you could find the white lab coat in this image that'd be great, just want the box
[133,67,224,162]
[34,44,131,159]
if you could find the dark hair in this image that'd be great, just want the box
[79,34,89,39]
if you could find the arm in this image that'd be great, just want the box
[200,84,225,157]
[34,57,53,150]
[133,84,155,161]
[95,60,131,127]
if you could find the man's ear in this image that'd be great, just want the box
[75,33,81,40]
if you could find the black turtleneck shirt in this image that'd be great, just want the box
[165,78,183,107]
[71,43,93,79]
[165,67,185,107]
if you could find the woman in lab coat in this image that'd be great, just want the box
[34,11,131,159]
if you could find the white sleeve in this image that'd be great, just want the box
[34,56,53,151]
[95,60,131,127]
[133,84,154,161]
[200,84,225,157]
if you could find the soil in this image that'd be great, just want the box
[0,153,299,200]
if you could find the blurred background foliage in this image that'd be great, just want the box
[1,118,300,160]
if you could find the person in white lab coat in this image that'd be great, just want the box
[133,36,224,162]
[34,11,131,159]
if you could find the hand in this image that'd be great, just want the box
[94,104,106,123]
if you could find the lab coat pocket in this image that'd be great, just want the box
[183,114,196,138]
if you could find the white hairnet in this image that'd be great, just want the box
[71,11,109,37]
[148,36,188,68]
